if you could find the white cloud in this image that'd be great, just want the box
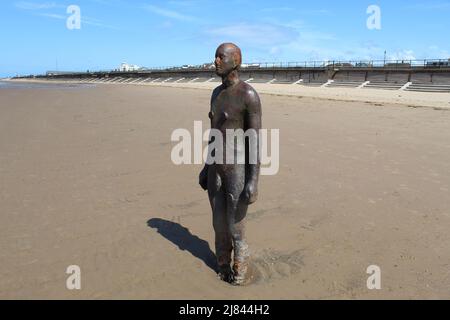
[15,1,60,10]
[167,0,204,7]
[405,2,450,10]
[260,7,293,13]
[37,10,120,30]
[37,12,65,19]
[82,16,120,30]
[425,46,450,59]
[144,4,198,22]
[203,18,429,64]
[388,50,416,61]
[206,23,298,47]
[260,7,332,15]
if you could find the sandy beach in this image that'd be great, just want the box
[11,78,450,110]
[1,82,450,299]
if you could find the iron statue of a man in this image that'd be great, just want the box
[199,43,262,285]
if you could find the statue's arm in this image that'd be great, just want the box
[199,164,208,191]
[199,124,213,191]
[199,86,221,191]
[244,88,262,203]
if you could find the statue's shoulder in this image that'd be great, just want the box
[213,83,224,93]
[239,81,260,102]
[211,84,224,101]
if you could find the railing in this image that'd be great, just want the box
[243,59,450,69]
[14,58,450,78]
[139,58,450,72]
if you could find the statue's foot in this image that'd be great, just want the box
[231,275,245,286]
[217,265,234,284]
[231,261,250,286]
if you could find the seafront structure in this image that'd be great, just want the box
[14,59,450,93]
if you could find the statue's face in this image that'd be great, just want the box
[215,44,239,76]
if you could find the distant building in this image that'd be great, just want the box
[241,63,261,69]
[119,62,141,72]
[202,63,215,69]
[46,71,82,76]
[425,59,450,67]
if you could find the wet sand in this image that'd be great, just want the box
[11,78,450,110]
[1,84,450,299]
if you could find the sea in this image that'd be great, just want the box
[0,81,95,90]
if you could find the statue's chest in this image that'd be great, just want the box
[210,92,244,126]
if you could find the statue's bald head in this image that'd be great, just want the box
[217,43,242,66]
[215,43,242,75]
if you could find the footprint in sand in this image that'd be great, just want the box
[245,249,304,285]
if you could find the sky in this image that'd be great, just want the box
[0,0,449,77]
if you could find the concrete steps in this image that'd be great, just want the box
[327,80,364,88]
[272,79,297,84]
[43,76,450,93]
[121,78,135,83]
[406,82,450,93]
[188,78,210,83]
[176,78,195,83]
[141,77,155,83]
[301,81,328,87]
[363,81,405,90]
[247,78,272,84]
[162,77,183,83]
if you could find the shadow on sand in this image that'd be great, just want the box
[147,218,217,272]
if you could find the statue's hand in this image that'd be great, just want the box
[199,168,208,191]
[244,180,258,204]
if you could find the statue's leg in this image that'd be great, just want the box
[224,165,249,285]
[208,165,233,282]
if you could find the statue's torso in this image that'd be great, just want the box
[209,81,249,169]
[210,81,248,131]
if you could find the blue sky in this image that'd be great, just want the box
[0,0,449,77]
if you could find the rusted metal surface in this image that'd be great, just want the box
[199,43,262,286]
